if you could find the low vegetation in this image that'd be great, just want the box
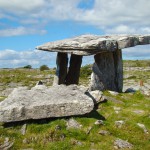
[40,65,50,71]
[0,60,150,149]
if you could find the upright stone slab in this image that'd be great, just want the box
[113,49,123,92]
[66,54,82,85]
[55,52,68,85]
[90,49,123,92]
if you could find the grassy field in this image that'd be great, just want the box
[0,60,150,150]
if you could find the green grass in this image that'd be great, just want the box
[123,60,150,67]
[0,61,150,149]
[0,96,6,102]
[0,68,55,88]
[0,91,149,149]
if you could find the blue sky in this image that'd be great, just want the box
[0,0,150,68]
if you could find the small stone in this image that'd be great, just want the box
[114,107,121,114]
[22,138,27,144]
[0,137,14,150]
[137,123,149,134]
[115,120,125,128]
[21,124,27,135]
[108,91,119,96]
[86,126,92,134]
[114,145,118,149]
[76,141,82,146]
[71,139,82,146]
[114,107,121,111]
[125,88,136,93]
[98,130,110,135]
[94,120,104,125]
[133,110,144,115]
[55,125,61,131]
[60,134,66,141]
[88,90,103,104]
[114,139,133,149]
[66,118,82,129]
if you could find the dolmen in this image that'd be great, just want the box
[37,34,150,92]
[0,34,150,123]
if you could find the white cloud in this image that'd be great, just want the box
[0,0,46,15]
[0,27,47,37]
[123,45,150,59]
[0,49,57,68]
[0,0,150,35]
[105,25,150,34]
[0,46,149,68]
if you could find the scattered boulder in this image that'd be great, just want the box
[66,118,82,129]
[0,85,94,122]
[114,139,133,149]
[71,139,83,146]
[94,120,104,125]
[125,88,136,93]
[114,107,121,114]
[108,91,119,96]
[137,123,149,134]
[124,85,150,96]
[0,137,14,150]
[98,130,110,136]
[132,110,144,115]
[88,90,104,104]
[115,120,125,128]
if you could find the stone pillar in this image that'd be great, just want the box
[113,49,123,92]
[53,52,68,85]
[65,54,83,85]
[90,49,123,92]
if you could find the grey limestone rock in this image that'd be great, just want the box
[99,130,110,136]
[137,123,149,134]
[88,90,104,104]
[0,85,94,123]
[94,120,104,125]
[114,139,133,149]
[90,49,123,92]
[66,118,82,129]
[37,34,150,56]
[115,120,125,128]
[0,137,14,150]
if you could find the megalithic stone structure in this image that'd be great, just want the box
[55,52,68,85]
[90,49,123,92]
[37,34,150,92]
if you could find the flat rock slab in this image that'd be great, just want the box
[37,34,150,55]
[0,85,94,123]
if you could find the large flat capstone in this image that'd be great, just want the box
[37,34,150,55]
[0,85,94,123]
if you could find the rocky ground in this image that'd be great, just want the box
[0,60,150,150]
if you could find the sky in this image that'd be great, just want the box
[0,0,150,68]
